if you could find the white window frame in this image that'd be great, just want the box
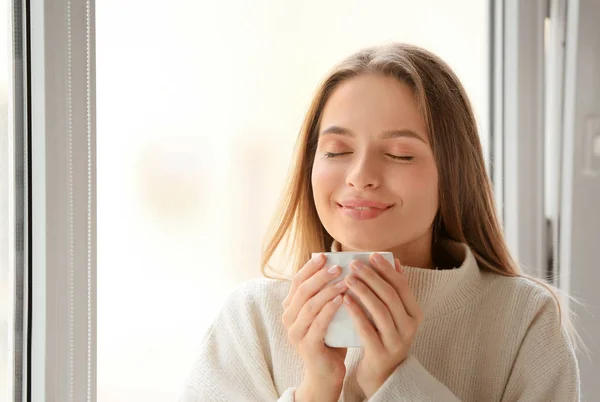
[9,0,30,400]
[29,0,96,400]
[492,0,557,282]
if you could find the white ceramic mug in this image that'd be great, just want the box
[311,251,394,348]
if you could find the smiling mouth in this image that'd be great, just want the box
[339,205,390,210]
[336,203,394,210]
[336,203,394,220]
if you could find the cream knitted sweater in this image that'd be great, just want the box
[180,242,579,401]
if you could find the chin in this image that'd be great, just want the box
[337,234,392,252]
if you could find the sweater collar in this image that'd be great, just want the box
[330,239,486,320]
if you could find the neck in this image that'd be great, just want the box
[389,239,435,269]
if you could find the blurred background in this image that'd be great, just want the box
[1,0,599,401]
[95,1,488,400]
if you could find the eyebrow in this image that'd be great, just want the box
[319,125,427,144]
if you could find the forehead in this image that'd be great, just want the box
[320,73,428,140]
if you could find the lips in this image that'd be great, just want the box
[337,199,394,220]
[338,199,393,209]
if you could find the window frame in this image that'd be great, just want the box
[490,0,552,281]
[27,0,97,400]
[9,0,30,400]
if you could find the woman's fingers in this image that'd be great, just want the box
[283,261,343,325]
[369,254,421,321]
[303,290,346,346]
[283,253,326,309]
[287,281,348,343]
[396,275,422,321]
[343,293,381,351]
[345,273,403,347]
[284,264,345,322]
[348,260,411,335]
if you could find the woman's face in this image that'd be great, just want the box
[311,73,439,263]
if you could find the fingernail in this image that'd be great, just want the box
[313,253,324,262]
[335,281,347,290]
[346,275,357,285]
[344,295,352,305]
[351,261,363,271]
[333,295,342,304]
[327,265,340,275]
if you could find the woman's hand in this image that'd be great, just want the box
[282,254,350,402]
[342,253,423,399]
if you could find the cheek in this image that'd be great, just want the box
[311,159,343,199]
[391,164,438,205]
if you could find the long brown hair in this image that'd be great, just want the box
[260,43,577,340]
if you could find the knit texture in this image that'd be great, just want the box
[179,242,579,401]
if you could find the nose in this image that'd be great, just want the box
[346,153,381,190]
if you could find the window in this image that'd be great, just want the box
[0,5,10,392]
[97,1,490,399]
[1,1,21,400]
[0,1,15,401]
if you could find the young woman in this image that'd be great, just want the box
[180,43,580,401]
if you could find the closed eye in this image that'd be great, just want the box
[324,152,351,158]
[387,154,414,161]
[325,152,413,161]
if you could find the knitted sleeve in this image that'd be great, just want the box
[500,295,580,401]
[367,355,461,401]
[366,291,579,402]
[178,283,297,402]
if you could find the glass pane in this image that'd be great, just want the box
[97,1,489,400]
[1,1,12,400]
